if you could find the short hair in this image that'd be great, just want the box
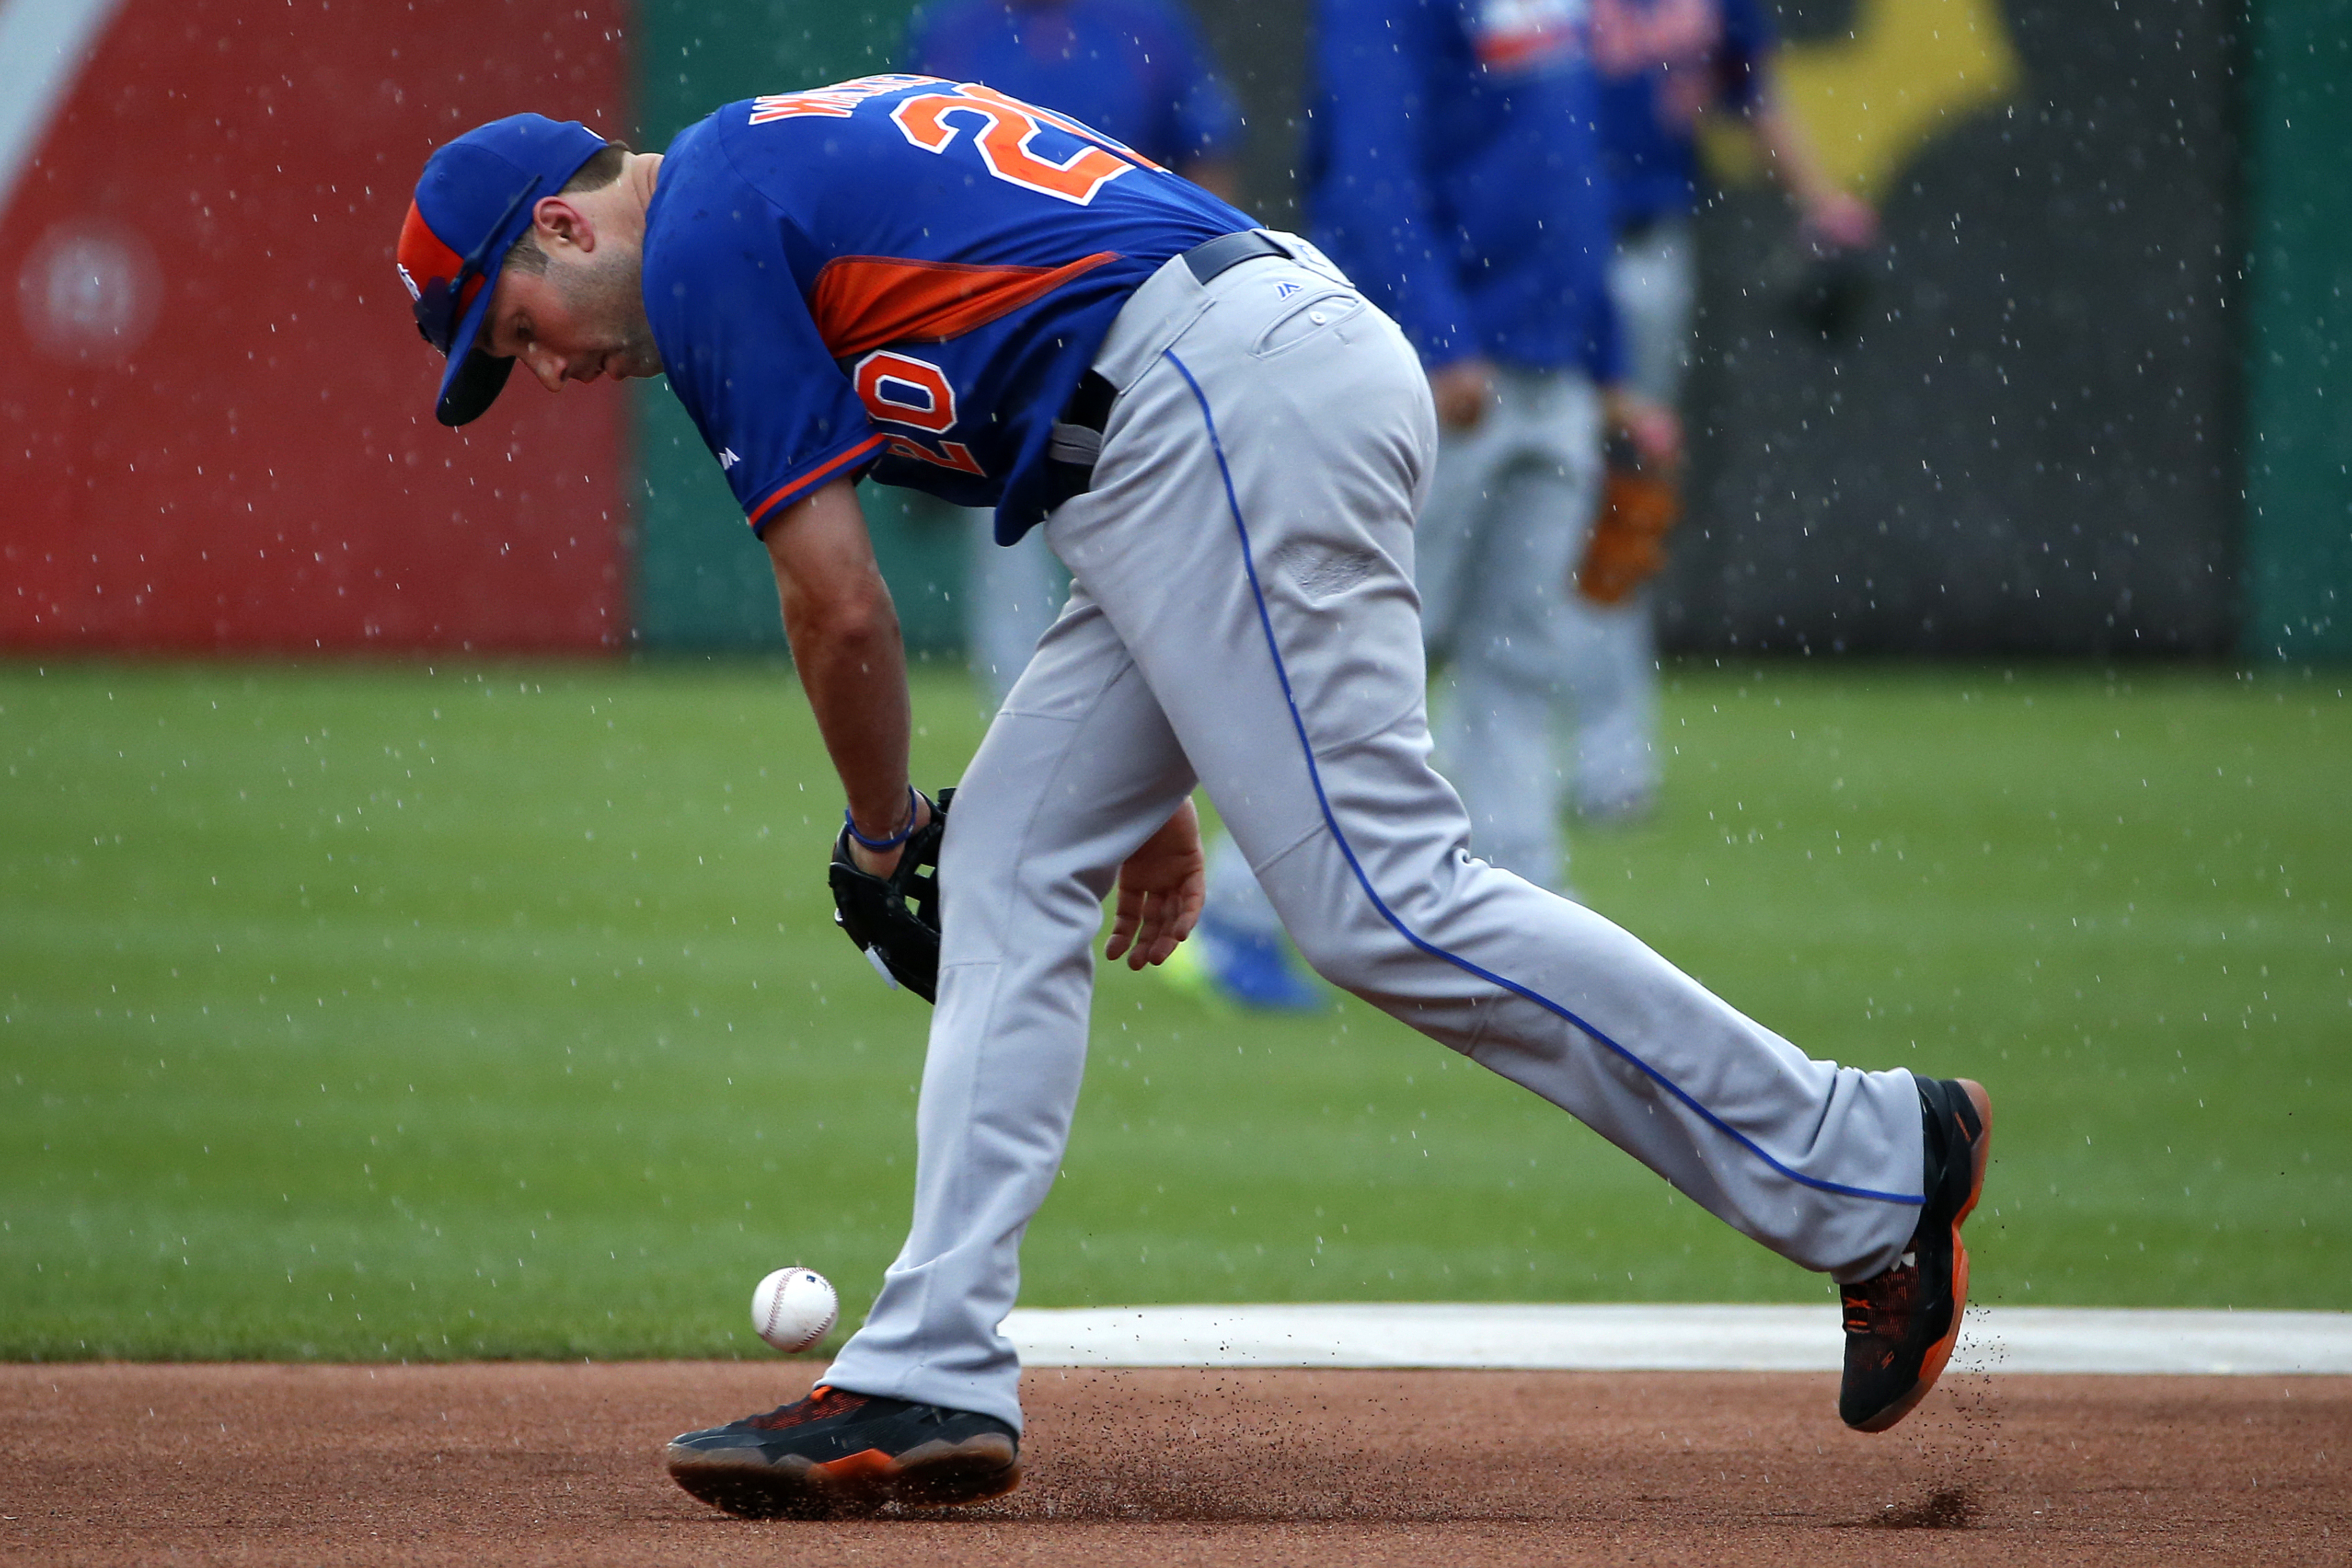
[501,142,630,276]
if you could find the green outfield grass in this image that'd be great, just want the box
[1,657,2345,1361]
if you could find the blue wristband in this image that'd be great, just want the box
[843,787,921,852]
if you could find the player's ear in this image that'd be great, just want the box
[530,195,596,255]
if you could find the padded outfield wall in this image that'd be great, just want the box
[0,0,631,654]
[625,0,2316,662]
[625,1,950,654]
[1,1,2337,659]
[1664,0,2244,658]
[2239,0,2351,662]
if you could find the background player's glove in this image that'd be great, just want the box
[1576,434,1681,606]
[828,788,952,1003]
[1778,233,1875,345]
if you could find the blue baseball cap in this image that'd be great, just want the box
[397,114,609,426]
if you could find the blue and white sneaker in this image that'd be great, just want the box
[1161,910,1325,1013]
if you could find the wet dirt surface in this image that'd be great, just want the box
[4,1361,2344,1564]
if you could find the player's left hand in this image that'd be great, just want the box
[1603,387,1682,470]
[1802,189,1880,251]
[1104,799,1205,970]
[829,788,951,1001]
[1428,357,1499,431]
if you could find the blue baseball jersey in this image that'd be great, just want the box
[1594,0,1774,226]
[904,0,1241,170]
[642,76,1254,543]
[1303,0,1620,381]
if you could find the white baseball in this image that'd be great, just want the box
[750,1267,838,1353]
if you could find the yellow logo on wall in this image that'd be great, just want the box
[1701,0,2024,197]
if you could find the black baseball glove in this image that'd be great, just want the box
[1779,237,1875,345]
[828,788,952,1003]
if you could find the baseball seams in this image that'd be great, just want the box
[752,1269,839,1354]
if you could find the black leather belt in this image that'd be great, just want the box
[1181,228,1290,285]
[1042,232,1292,509]
[1042,373,1117,509]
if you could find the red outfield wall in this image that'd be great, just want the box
[1,0,629,653]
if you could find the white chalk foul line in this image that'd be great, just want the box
[1001,1303,2352,1376]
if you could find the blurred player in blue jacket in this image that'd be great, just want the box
[904,0,1245,705]
[1580,0,1877,817]
[1305,0,1681,884]
[1178,0,1682,1011]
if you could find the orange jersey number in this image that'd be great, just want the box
[890,84,1154,206]
[854,351,986,475]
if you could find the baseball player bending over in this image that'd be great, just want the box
[396,88,1989,1519]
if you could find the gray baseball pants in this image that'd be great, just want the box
[961,506,1066,706]
[821,235,1925,1432]
[1558,214,1703,810]
[1416,362,1621,892]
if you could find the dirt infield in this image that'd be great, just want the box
[4,1362,2343,1565]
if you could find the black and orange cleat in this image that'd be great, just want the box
[1838,1076,1993,1433]
[664,1385,1020,1518]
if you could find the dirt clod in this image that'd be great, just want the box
[1874,1486,1975,1529]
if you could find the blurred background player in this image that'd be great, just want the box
[903,0,1245,705]
[1576,0,1880,817]
[1174,0,1678,1010]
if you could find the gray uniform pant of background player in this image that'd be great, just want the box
[819,235,1924,1432]
[1416,363,1614,893]
[962,510,1067,707]
[1209,358,1618,907]
[1194,220,1691,925]
[1583,214,1699,805]
[1402,213,1703,887]
[1423,216,1700,879]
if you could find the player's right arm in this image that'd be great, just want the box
[762,478,929,874]
[1744,91,1878,247]
[1714,0,1877,247]
[1153,0,1246,204]
[642,122,933,866]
